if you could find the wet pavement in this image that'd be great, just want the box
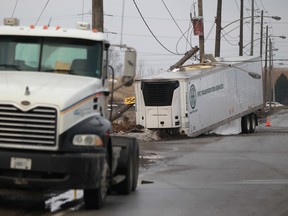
[2,110,288,215]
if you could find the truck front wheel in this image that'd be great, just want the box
[114,148,133,195]
[113,137,139,195]
[84,160,109,209]
[132,140,139,191]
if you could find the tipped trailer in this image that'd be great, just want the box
[0,18,138,210]
[135,56,263,137]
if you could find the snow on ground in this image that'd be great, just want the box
[212,118,242,136]
[115,129,161,143]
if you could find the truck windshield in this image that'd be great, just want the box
[0,36,103,78]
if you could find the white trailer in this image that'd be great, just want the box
[135,56,263,137]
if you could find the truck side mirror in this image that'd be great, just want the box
[122,49,137,86]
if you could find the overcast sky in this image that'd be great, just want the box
[0,0,287,74]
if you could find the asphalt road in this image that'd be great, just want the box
[2,110,288,216]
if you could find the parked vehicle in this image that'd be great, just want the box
[0,18,138,209]
[265,101,284,108]
[135,56,263,137]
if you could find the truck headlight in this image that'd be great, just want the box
[73,134,103,146]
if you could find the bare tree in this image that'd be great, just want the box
[108,48,123,77]
[137,60,145,78]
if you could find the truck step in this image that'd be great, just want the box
[112,175,126,185]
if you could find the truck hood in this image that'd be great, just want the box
[0,71,103,111]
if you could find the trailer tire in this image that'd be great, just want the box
[241,115,251,133]
[84,159,109,210]
[249,114,256,133]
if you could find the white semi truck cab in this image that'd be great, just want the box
[0,18,139,209]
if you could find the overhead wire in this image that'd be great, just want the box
[81,0,85,21]
[175,23,193,54]
[161,0,192,52]
[221,31,239,46]
[221,0,276,57]
[251,1,261,33]
[11,0,19,17]
[205,21,215,43]
[132,0,179,55]
[258,0,274,36]
[221,26,240,39]
[35,0,50,25]
[185,22,193,51]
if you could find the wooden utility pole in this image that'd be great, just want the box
[264,25,269,104]
[269,38,273,107]
[239,0,244,56]
[260,10,264,57]
[92,0,104,32]
[250,0,254,56]
[214,0,222,57]
[198,0,205,63]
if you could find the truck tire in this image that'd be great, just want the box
[115,148,133,195]
[84,160,109,209]
[249,114,256,133]
[241,115,250,133]
[114,140,136,195]
[132,139,139,191]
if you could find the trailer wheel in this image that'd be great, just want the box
[241,115,251,133]
[249,114,256,133]
[84,160,109,210]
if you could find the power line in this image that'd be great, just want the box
[111,14,215,24]
[35,0,50,25]
[205,21,215,43]
[132,0,179,55]
[175,23,193,54]
[161,0,192,51]
[123,33,181,39]
[221,27,240,40]
[11,0,19,17]
[81,0,85,21]
[221,31,238,46]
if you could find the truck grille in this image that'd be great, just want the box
[141,80,179,106]
[0,105,57,149]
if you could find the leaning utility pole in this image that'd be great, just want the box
[92,0,104,32]
[214,0,222,57]
[198,0,205,63]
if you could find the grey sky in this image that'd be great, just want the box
[0,0,287,73]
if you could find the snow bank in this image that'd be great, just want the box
[212,118,242,135]
[115,129,161,142]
